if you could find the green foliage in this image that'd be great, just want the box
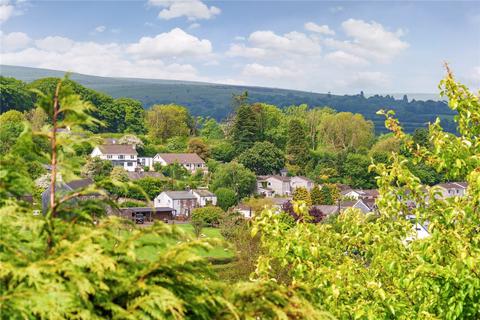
[81,157,113,181]
[191,206,224,226]
[199,117,224,140]
[210,141,235,162]
[0,76,35,113]
[292,187,312,206]
[188,137,210,160]
[215,187,238,211]
[252,71,480,319]
[211,162,256,199]
[0,110,25,154]
[161,163,190,180]
[342,153,376,188]
[319,185,334,205]
[317,112,374,152]
[231,104,259,155]
[310,184,322,205]
[237,141,285,175]
[286,119,309,174]
[146,104,192,142]
[109,167,129,182]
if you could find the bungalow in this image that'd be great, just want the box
[91,144,138,172]
[153,153,207,173]
[154,191,198,217]
[191,189,217,206]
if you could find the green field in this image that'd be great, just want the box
[135,223,235,262]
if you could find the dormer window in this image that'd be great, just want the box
[107,155,112,159]
[119,155,124,160]
[130,155,135,159]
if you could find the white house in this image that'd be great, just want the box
[290,176,314,191]
[342,189,379,200]
[153,153,207,173]
[256,175,314,197]
[154,191,198,217]
[435,182,468,198]
[191,189,217,206]
[138,157,154,170]
[91,144,138,172]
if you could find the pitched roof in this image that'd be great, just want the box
[291,176,313,183]
[66,178,94,190]
[436,182,468,189]
[127,171,164,180]
[257,175,291,182]
[156,153,205,164]
[98,144,137,155]
[313,205,339,215]
[192,189,215,197]
[164,191,197,200]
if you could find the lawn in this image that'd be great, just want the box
[135,223,235,262]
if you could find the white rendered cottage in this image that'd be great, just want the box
[153,153,207,173]
[91,144,138,172]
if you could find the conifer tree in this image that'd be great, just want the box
[286,119,309,173]
[319,185,334,205]
[310,184,322,205]
[231,104,259,155]
[292,187,312,206]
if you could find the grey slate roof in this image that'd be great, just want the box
[98,144,137,155]
[156,153,204,164]
[192,189,215,197]
[164,191,197,200]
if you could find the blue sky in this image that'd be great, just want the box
[1,0,479,94]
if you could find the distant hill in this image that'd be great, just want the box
[0,65,455,133]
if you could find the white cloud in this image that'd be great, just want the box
[347,71,390,89]
[242,63,296,79]
[127,27,212,59]
[35,36,74,52]
[0,2,14,23]
[226,43,267,59]
[149,0,220,21]
[325,50,369,67]
[0,29,214,81]
[326,19,409,63]
[248,30,321,55]
[95,25,106,33]
[0,31,31,51]
[304,22,335,35]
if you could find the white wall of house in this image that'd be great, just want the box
[155,193,177,212]
[192,193,217,206]
[343,190,361,200]
[290,177,313,191]
[138,157,154,170]
[91,147,138,172]
[153,155,206,173]
[437,186,466,198]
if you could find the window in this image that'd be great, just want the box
[107,155,112,159]
[118,155,124,160]
[130,155,135,159]
[127,162,133,166]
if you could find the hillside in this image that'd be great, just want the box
[0,65,455,133]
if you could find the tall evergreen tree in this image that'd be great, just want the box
[231,105,259,155]
[286,119,309,173]
[319,185,334,205]
[310,184,322,205]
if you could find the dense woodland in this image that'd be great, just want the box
[1,65,457,134]
[1,74,451,207]
[0,70,479,319]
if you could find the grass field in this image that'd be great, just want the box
[135,223,235,261]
